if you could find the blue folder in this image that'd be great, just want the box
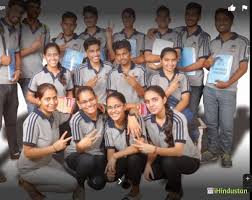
[8,49,16,81]
[207,54,233,84]
[61,48,85,71]
[178,47,196,76]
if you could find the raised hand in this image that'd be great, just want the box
[53,131,72,152]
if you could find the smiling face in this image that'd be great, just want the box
[215,13,233,34]
[86,44,101,63]
[185,8,200,27]
[44,46,60,68]
[161,51,178,73]
[77,90,98,116]
[61,17,77,36]
[144,90,166,115]
[107,96,126,122]
[7,4,24,25]
[38,89,58,115]
[84,12,98,28]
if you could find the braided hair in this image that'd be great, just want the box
[145,86,174,147]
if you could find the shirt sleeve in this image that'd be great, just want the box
[70,115,82,142]
[28,75,38,93]
[172,112,188,143]
[104,126,115,149]
[144,36,153,52]
[198,34,211,59]
[238,37,250,62]
[180,74,190,94]
[66,70,74,91]
[149,74,159,87]
[107,70,117,91]
[23,114,40,146]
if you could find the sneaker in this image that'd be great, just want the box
[221,154,232,168]
[121,178,131,189]
[201,151,218,163]
[165,190,183,200]
[18,178,46,200]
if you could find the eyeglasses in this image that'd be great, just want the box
[78,97,96,105]
[106,104,123,111]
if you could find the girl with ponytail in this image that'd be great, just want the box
[133,86,200,200]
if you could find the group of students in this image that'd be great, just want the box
[0,0,249,200]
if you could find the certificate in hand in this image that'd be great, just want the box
[61,48,85,71]
[207,54,233,84]
[152,39,174,55]
[8,49,16,81]
[127,38,137,58]
[57,97,76,114]
[178,47,196,76]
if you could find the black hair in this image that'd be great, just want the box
[8,0,25,9]
[83,5,98,17]
[215,8,234,22]
[112,39,131,53]
[145,86,174,147]
[76,86,96,101]
[84,37,101,51]
[186,2,202,15]
[160,47,178,59]
[121,8,136,21]
[43,42,60,55]
[62,11,77,22]
[25,0,41,7]
[106,91,127,105]
[35,83,57,99]
[156,5,170,17]
[43,43,67,86]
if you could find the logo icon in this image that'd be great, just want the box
[207,187,214,194]
[228,4,236,12]
[242,5,248,11]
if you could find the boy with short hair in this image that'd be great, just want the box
[107,40,146,104]
[201,8,249,168]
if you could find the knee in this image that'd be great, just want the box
[78,155,95,169]
[61,175,78,192]
[87,176,106,190]
[161,157,177,171]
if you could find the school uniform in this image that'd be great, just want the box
[203,33,249,155]
[113,29,145,57]
[28,65,74,97]
[104,117,147,185]
[144,110,200,193]
[78,26,108,61]
[0,17,20,156]
[17,108,77,192]
[144,28,179,78]
[52,33,84,53]
[19,19,50,112]
[107,62,147,103]
[144,29,179,52]
[177,25,210,115]
[74,59,112,104]
[65,110,107,189]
